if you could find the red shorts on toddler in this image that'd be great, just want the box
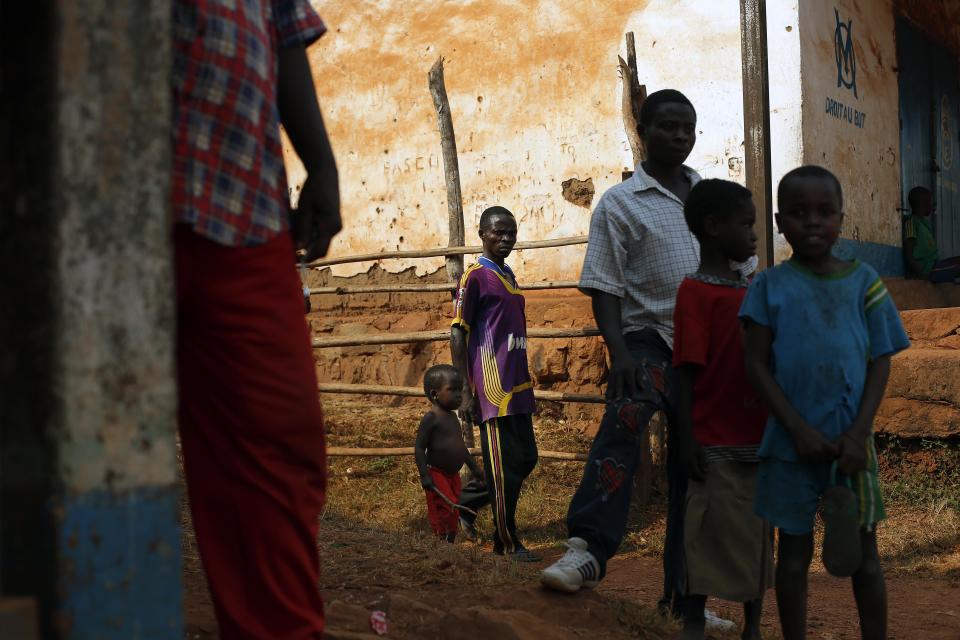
[424,467,462,536]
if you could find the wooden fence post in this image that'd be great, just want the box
[428,57,466,286]
[619,32,647,170]
[740,0,774,269]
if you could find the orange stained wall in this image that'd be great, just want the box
[288,0,805,279]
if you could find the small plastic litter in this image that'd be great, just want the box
[369,610,388,636]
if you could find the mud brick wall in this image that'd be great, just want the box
[309,268,960,439]
[307,266,608,427]
[878,308,960,439]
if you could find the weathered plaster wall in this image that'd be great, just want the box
[56,1,178,496]
[799,0,903,263]
[297,0,804,279]
[767,1,804,263]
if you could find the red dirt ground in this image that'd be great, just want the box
[598,553,960,640]
[184,403,960,640]
[184,539,960,639]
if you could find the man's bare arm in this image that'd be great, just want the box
[450,326,475,445]
[277,45,340,261]
[589,290,641,401]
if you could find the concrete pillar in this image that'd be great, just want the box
[1,1,181,638]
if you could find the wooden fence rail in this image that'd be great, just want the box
[312,326,600,349]
[307,280,581,296]
[327,446,588,462]
[318,382,604,404]
[306,235,588,269]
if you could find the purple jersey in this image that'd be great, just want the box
[452,257,535,423]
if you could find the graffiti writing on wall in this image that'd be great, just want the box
[825,96,866,128]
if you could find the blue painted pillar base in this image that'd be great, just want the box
[833,238,905,277]
[57,488,182,638]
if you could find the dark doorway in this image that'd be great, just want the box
[897,18,960,260]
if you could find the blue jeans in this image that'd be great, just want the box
[565,329,687,614]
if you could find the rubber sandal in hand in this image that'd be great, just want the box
[821,461,862,577]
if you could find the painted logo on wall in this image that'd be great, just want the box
[834,8,858,98]
[824,7,866,129]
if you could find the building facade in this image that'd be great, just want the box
[297,0,960,280]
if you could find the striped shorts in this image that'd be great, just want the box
[755,436,886,536]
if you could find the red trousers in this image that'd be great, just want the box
[175,226,326,638]
[424,467,462,536]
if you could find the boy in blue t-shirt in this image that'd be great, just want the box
[740,166,910,640]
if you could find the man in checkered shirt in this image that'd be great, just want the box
[173,1,339,635]
[542,91,754,624]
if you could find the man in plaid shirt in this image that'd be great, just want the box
[542,90,752,628]
[173,1,339,636]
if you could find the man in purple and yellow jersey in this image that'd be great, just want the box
[451,206,540,562]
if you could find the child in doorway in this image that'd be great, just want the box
[740,166,910,640]
[672,179,771,640]
[902,185,960,283]
[415,364,486,542]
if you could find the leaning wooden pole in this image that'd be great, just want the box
[428,57,466,286]
[619,32,647,170]
[740,0,775,269]
[618,33,655,503]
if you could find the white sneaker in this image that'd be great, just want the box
[540,537,601,593]
[704,608,737,633]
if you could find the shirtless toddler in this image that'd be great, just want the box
[415,364,485,541]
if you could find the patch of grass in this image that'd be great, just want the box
[878,506,960,577]
[878,436,960,511]
[612,599,678,639]
[874,436,960,577]
[366,457,396,474]
[324,399,665,554]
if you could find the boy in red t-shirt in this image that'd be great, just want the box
[672,179,772,640]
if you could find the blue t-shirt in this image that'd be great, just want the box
[739,260,910,462]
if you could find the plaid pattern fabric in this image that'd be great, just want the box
[854,436,887,527]
[579,165,702,348]
[173,0,326,247]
